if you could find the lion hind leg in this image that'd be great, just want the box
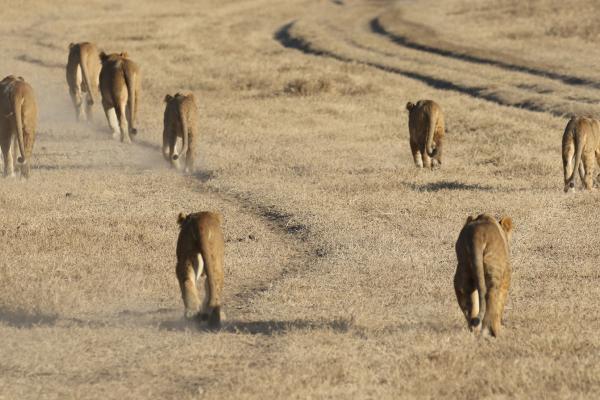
[1,134,15,177]
[469,288,479,321]
[169,137,181,170]
[422,152,432,169]
[199,277,210,317]
[162,127,170,161]
[563,136,576,191]
[482,286,502,337]
[184,133,195,174]
[454,272,472,327]
[498,268,511,327]
[116,103,131,144]
[595,151,600,184]
[193,253,204,282]
[177,259,201,320]
[84,89,94,122]
[205,264,223,329]
[454,287,469,324]
[73,65,85,121]
[583,152,595,190]
[410,140,422,168]
[103,104,120,138]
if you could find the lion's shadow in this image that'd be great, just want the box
[408,180,494,192]
[159,317,354,335]
[0,306,355,336]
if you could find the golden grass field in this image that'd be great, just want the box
[1,0,600,398]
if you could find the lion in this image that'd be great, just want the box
[176,211,224,328]
[162,93,199,173]
[66,42,101,122]
[99,51,140,143]
[406,100,445,168]
[454,213,513,337]
[562,116,600,192]
[0,75,37,178]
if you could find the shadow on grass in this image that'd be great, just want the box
[159,317,354,335]
[192,170,217,183]
[409,180,494,192]
[0,307,59,328]
[34,164,102,171]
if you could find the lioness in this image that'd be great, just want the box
[454,214,513,337]
[0,75,37,178]
[99,51,140,143]
[163,93,199,173]
[562,116,600,192]
[66,42,100,122]
[406,100,445,168]
[176,212,224,328]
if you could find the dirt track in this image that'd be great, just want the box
[1,0,599,398]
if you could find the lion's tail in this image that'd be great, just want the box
[13,94,26,164]
[425,108,437,158]
[565,120,586,190]
[471,246,486,330]
[173,106,188,161]
[79,48,95,105]
[123,61,138,135]
[198,225,223,329]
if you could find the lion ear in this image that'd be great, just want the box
[69,42,75,49]
[120,51,128,58]
[99,51,108,62]
[499,217,513,234]
[465,215,474,225]
[406,102,414,111]
[164,94,173,103]
[177,212,186,225]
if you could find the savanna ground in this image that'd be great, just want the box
[1,0,600,398]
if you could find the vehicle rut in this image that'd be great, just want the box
[369,17,600,90]
[274,21,571,117]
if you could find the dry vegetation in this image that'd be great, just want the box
[1,0,599,398]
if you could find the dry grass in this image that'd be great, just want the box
[1,0,600,398]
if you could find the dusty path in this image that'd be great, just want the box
[1,0,599,398]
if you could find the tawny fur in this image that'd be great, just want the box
[66,42,101,122]
[406,99,445,168]
[176,211,224,328]
[163,93,199,173]
[0,75,37,178]
[99,51,141,143]
[562,116,600,192]
[454,214,513,337]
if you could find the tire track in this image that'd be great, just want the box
[0,134,323,332]
[198,182,322,303]
[369,17,600,90]
[124,139,322,308]
[274,21,568,117]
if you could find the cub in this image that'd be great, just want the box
[562,116,600,192]
[66,42,101,121]
[454,213,513,337]
[406,100,445,168]
[0,75,37,178]
[176,211,224,328]
[99,51,140,143]
[163,93,199,173]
